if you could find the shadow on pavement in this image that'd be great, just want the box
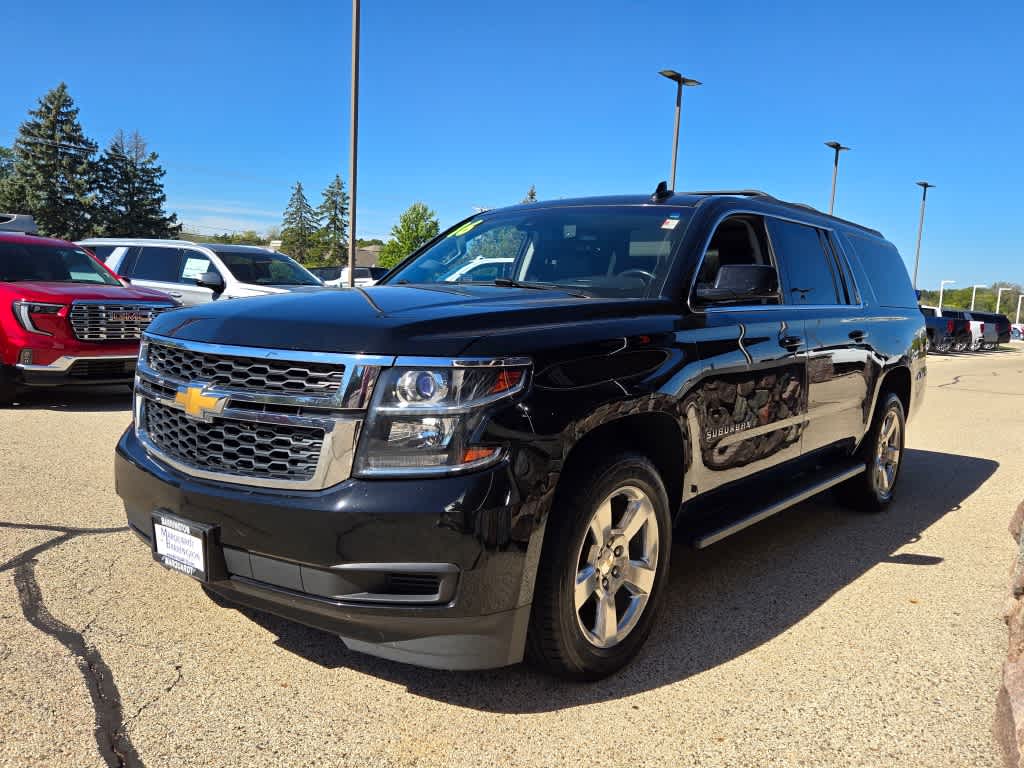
[5,385,132,413]
[227,448,997,712]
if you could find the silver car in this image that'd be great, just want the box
[77,239,323,306]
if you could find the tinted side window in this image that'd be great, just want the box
[843,233,917,308]
[767,219,839,305]
[130,247,183,282]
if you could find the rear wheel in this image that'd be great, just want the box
[527,454,671,680]
[836,392,906,512]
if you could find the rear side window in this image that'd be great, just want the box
[129,246,183,282]
[766,219,840,305]
[843,234,917,308]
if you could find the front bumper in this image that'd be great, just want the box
[115,428,538,670]
[12,354,137,386]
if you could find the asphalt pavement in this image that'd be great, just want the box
[1,348,1022,767]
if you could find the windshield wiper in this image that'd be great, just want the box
[492,278,588,297]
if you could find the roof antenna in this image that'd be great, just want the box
[651,181,673,202]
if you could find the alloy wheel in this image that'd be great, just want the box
[573,485,660,649]
[874,409,901,496]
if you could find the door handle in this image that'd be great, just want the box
[779,335,803,349]
[168,292,183,298]
[849,329,868,342]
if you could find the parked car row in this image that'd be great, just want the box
[0,220,371,405]
[920,304,1012,352]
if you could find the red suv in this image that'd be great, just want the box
[0,231,178,405]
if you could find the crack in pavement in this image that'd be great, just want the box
[2,521,145,768]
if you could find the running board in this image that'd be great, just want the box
[693,463,866,549]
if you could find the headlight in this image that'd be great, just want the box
[353,358,530,476]
[12,301,63,335]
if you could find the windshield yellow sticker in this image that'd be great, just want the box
[449,219,483,238]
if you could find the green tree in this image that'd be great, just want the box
[521,184,537,203]
[0,146,14,210]
[93,130,179,237]
[378,202,440,268]
[315,175,349,265]
[281,181,319,262]
[8,83,97,238]
[356,237,384,247]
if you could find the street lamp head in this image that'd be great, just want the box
[825,141,850,152]
[659,70,701,86]
[916,181,936,189]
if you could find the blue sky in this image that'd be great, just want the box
[4,0,1021,289]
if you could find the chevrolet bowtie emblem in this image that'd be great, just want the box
[174,384,226,422]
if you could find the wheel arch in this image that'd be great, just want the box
[556,410,687,521]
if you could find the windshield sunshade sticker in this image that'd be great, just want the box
[449,219,483,238]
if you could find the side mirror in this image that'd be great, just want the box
[118,275,132,286]
[695,264,779,303]
[195,270,225,292]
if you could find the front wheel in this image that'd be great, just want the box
[0,368,17,407]
[527,454,672,680]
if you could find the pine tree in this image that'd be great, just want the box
[281,181,319,262]
[93,130,179,237]
[8,83,97,238]
[0,147,14,211]
[378,202,440,268]
[315,175,349,265]
[521,184,537,204]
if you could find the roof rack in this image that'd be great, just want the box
[684,190,882,237]
[683,190,773,197]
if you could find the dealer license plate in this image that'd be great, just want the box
[151,512,210,581]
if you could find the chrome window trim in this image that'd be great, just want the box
[135,333,394,490]
[686,208,868,315]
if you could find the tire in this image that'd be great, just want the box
[0,368,17,407]
[836,392,906,512]
[527,454,672,680]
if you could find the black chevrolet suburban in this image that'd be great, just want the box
[115,189,927,680]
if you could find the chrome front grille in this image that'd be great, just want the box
[143,400,324,481]
[134,334,393,490]
[70,302,172,341]
[147,342,344,395]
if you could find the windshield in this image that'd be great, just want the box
[385,206,692,298]
[0,241,119,285]
[214,249,321,286]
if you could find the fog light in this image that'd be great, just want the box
[18,349,33,365]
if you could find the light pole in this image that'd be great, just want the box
[970,284,986,310]
[912,181,935,289]
[346,0,360,289]
[996,287,1010,314]
[824,141,850,215]
[938,280,955,313]
[658,70,701,190]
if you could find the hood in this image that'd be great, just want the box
[146,284,673,357]
[0,281,176,303]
